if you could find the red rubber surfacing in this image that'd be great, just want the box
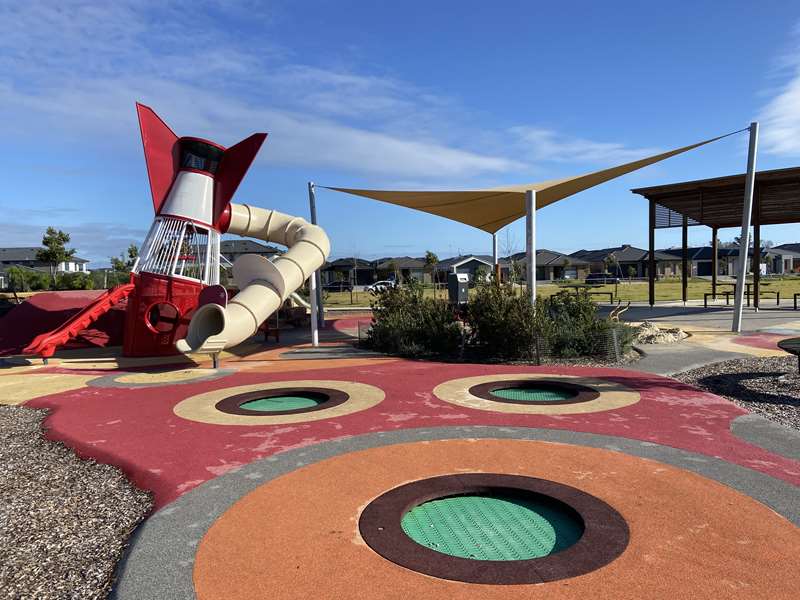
[26,360,800,509]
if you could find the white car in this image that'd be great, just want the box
[367,280,398,293]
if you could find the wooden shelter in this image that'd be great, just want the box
[632,166,800,307]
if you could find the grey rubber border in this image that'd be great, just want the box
[731,414,800,461]
[110,426,800,599]
[87,369,235,389]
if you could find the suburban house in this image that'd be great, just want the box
[373,256,429,283]
[321,258,375,285]
[435,255,508,283]
[570,245,680,278]
[220,240,280,265]
[506,250,590,281]
[0,247,90,274]
[659,246,800,276]
[772,244,800,273]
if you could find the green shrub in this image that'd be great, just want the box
[465,283,538,360]
[56,272,94,290]
[366,282,462,357]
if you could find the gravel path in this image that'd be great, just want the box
[0,406,152,599]
[674,356,800,431]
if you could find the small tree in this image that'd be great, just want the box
[36,227,76,286]
[386,260,399,282]
[111,243,139,272]
[627,265,636,281]
[7,266,27,303]
[424,250,439,296]
[474,265,489,285]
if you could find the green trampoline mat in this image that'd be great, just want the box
[401,493,584,560]
[490,386,575,402]
[239,395,323,412]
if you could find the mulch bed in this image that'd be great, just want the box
[674,356,800,430]
[0,405,152,599]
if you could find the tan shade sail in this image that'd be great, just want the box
[325,133,734,234]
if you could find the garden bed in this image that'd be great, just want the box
[0,405,152,599]
[674,356,800,430]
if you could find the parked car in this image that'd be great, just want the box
[323,281,353,292]
[585,272,620,285]
[366,280,397,293]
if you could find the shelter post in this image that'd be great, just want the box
[732,122,759,333]
[711,227,718,299]
[649,199,656,307]
[753,191,760,310]
[682,214,688,304]
[492,233,501,284]
[308,182,325,330]
[525,190,536,306]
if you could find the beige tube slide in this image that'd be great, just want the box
[176,203,330,354]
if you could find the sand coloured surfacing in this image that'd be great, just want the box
[193,439,800,600]
[434,373,639,414]
[401,492,583,560]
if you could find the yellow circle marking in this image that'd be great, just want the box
[173,380,385,425]
[433,373,639,414]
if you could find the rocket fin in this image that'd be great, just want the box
[136,103,180,214]
[213,133,267,225]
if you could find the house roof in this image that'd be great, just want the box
[220,239,280,255]
[570,245,676,263]
[374,256,426,269]
[0,247,89,263]
[436,255,494,269]
[326,257,373,268]
[774,243,800,254]
[506,249,589,267]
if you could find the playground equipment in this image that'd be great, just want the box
[18,103,329,359]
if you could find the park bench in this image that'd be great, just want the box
[746,289,780,306]
[704,290,733,308]
[778,337,800,373]
[587,290,614,304]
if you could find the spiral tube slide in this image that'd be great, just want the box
[176,203,330,354]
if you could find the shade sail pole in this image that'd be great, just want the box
[492,232,501,284]
[526,190,536,306]
[492,233,498,265]
[308,182,325,333]
[732,122,759,333]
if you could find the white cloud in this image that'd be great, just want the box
[507,127,662,164]
[0,0,657,183]
[758,24,800,156]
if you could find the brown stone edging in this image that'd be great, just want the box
[359,473,629,585]
[215,387,349,416]
[467,380,600,406]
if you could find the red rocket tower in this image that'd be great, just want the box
[123,103,267,356]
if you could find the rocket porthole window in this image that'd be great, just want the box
[180,140,223,174]
[146,302,180,333]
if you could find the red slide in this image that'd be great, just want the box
[22,283,135,359]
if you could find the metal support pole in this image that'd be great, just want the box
[308,182,325,330]
[525,190,536,306]
[492,232,501,284]
[211,353,219,369]
[682,214,688,305]
[711,227,718,299]
[648,199,656,307]
[753,190,761,311]
[309,273,320,347]
[732,122,759,333]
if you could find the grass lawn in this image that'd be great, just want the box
[321,276,800,307]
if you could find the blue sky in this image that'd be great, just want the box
[2,1,800,266]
